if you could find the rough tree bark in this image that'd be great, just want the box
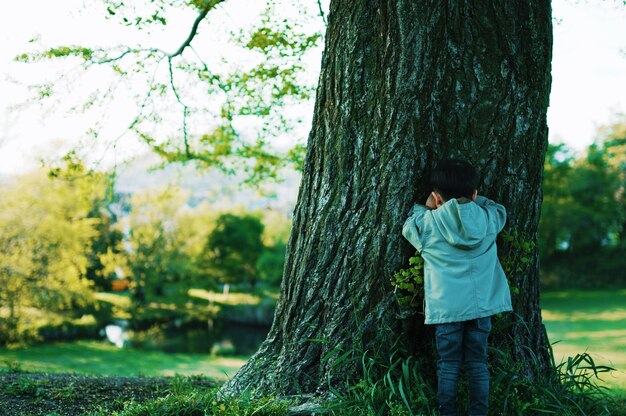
[221,0,553,397]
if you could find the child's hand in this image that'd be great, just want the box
[425,192,437,209]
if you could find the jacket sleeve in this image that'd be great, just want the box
[402,204,429,252]
[474,195,507,232]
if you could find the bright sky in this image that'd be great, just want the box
[548,0,626,148]
[1,0,625,176]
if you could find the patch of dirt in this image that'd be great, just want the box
[0,372,215,416]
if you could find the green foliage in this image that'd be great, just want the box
[102,189,290,326]
[245,208,290,286]
[4,375,48,399]
[92,377,291,416]
[85,179,125,291]
[539,119,626,289]
[0,158,107,345]
[316,341,622,416]
[322,345,437,416]
[14,46,94,62]
[487,348,621,416]
[256,242,286,286]
[540,141,622,256]
[2,151,288,344]
[120,187,215,305]
[498,230,535,296]
[246,23,320,55]
[203,213,265,287]
[3,360,23,373]
[101,0,172,29]
[390,254,424,308]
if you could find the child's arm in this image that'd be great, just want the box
[402,203,429,251]
[474,195,507,232]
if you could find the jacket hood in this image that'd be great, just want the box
[430,199,487,249]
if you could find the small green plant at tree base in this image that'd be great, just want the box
[391,230,534,307]
[318,343,623,415]
[4,376,47,399]
[3,360,23,373]
[390,253,424,309]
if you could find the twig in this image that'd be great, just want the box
[168,0,226,58]
[92,48,133,64]
[317,0,327,26]
[168,57,190,156]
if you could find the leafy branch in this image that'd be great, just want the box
[14,0,324,185]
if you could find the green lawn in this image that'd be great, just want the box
[1,289,624,397]
[0,341,247,380]
[542,289,626,394]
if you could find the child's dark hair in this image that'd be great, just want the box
[430,159,479,201]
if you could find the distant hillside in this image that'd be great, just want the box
[115,153,300,215]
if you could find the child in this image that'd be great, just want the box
[402,159,512,416]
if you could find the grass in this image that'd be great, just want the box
[187,289,264,306]
[94,292,132,308]
[0,341,247,380]
[1,289,624,414]
[0,371,215,416]
[542,289,626,394]
[92,377,292,416]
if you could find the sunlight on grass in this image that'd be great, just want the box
[94,292,131,308]
[96,289,277,308]
[0,341,248,380]
[188,289,262,305]
[556,329,626,340]
[542,310,626,321]
[94,292,132,319]
[550,343,626,392]
[542,290,626,394]
[146,302,179,310]
[543,289,626,299]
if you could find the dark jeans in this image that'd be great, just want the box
[435,316,492,416]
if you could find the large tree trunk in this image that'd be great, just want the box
[221,0,553,397]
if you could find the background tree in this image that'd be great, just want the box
[203,213,265,288]
[121,187,210,303]
[538,144,574,259]
[539,120,626,289]
[0,158,105,344]
[85,189,125,291]
[566,145,621,252]
[256,209,291,287]
[256,242,287,287]
[598,118,626,245]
